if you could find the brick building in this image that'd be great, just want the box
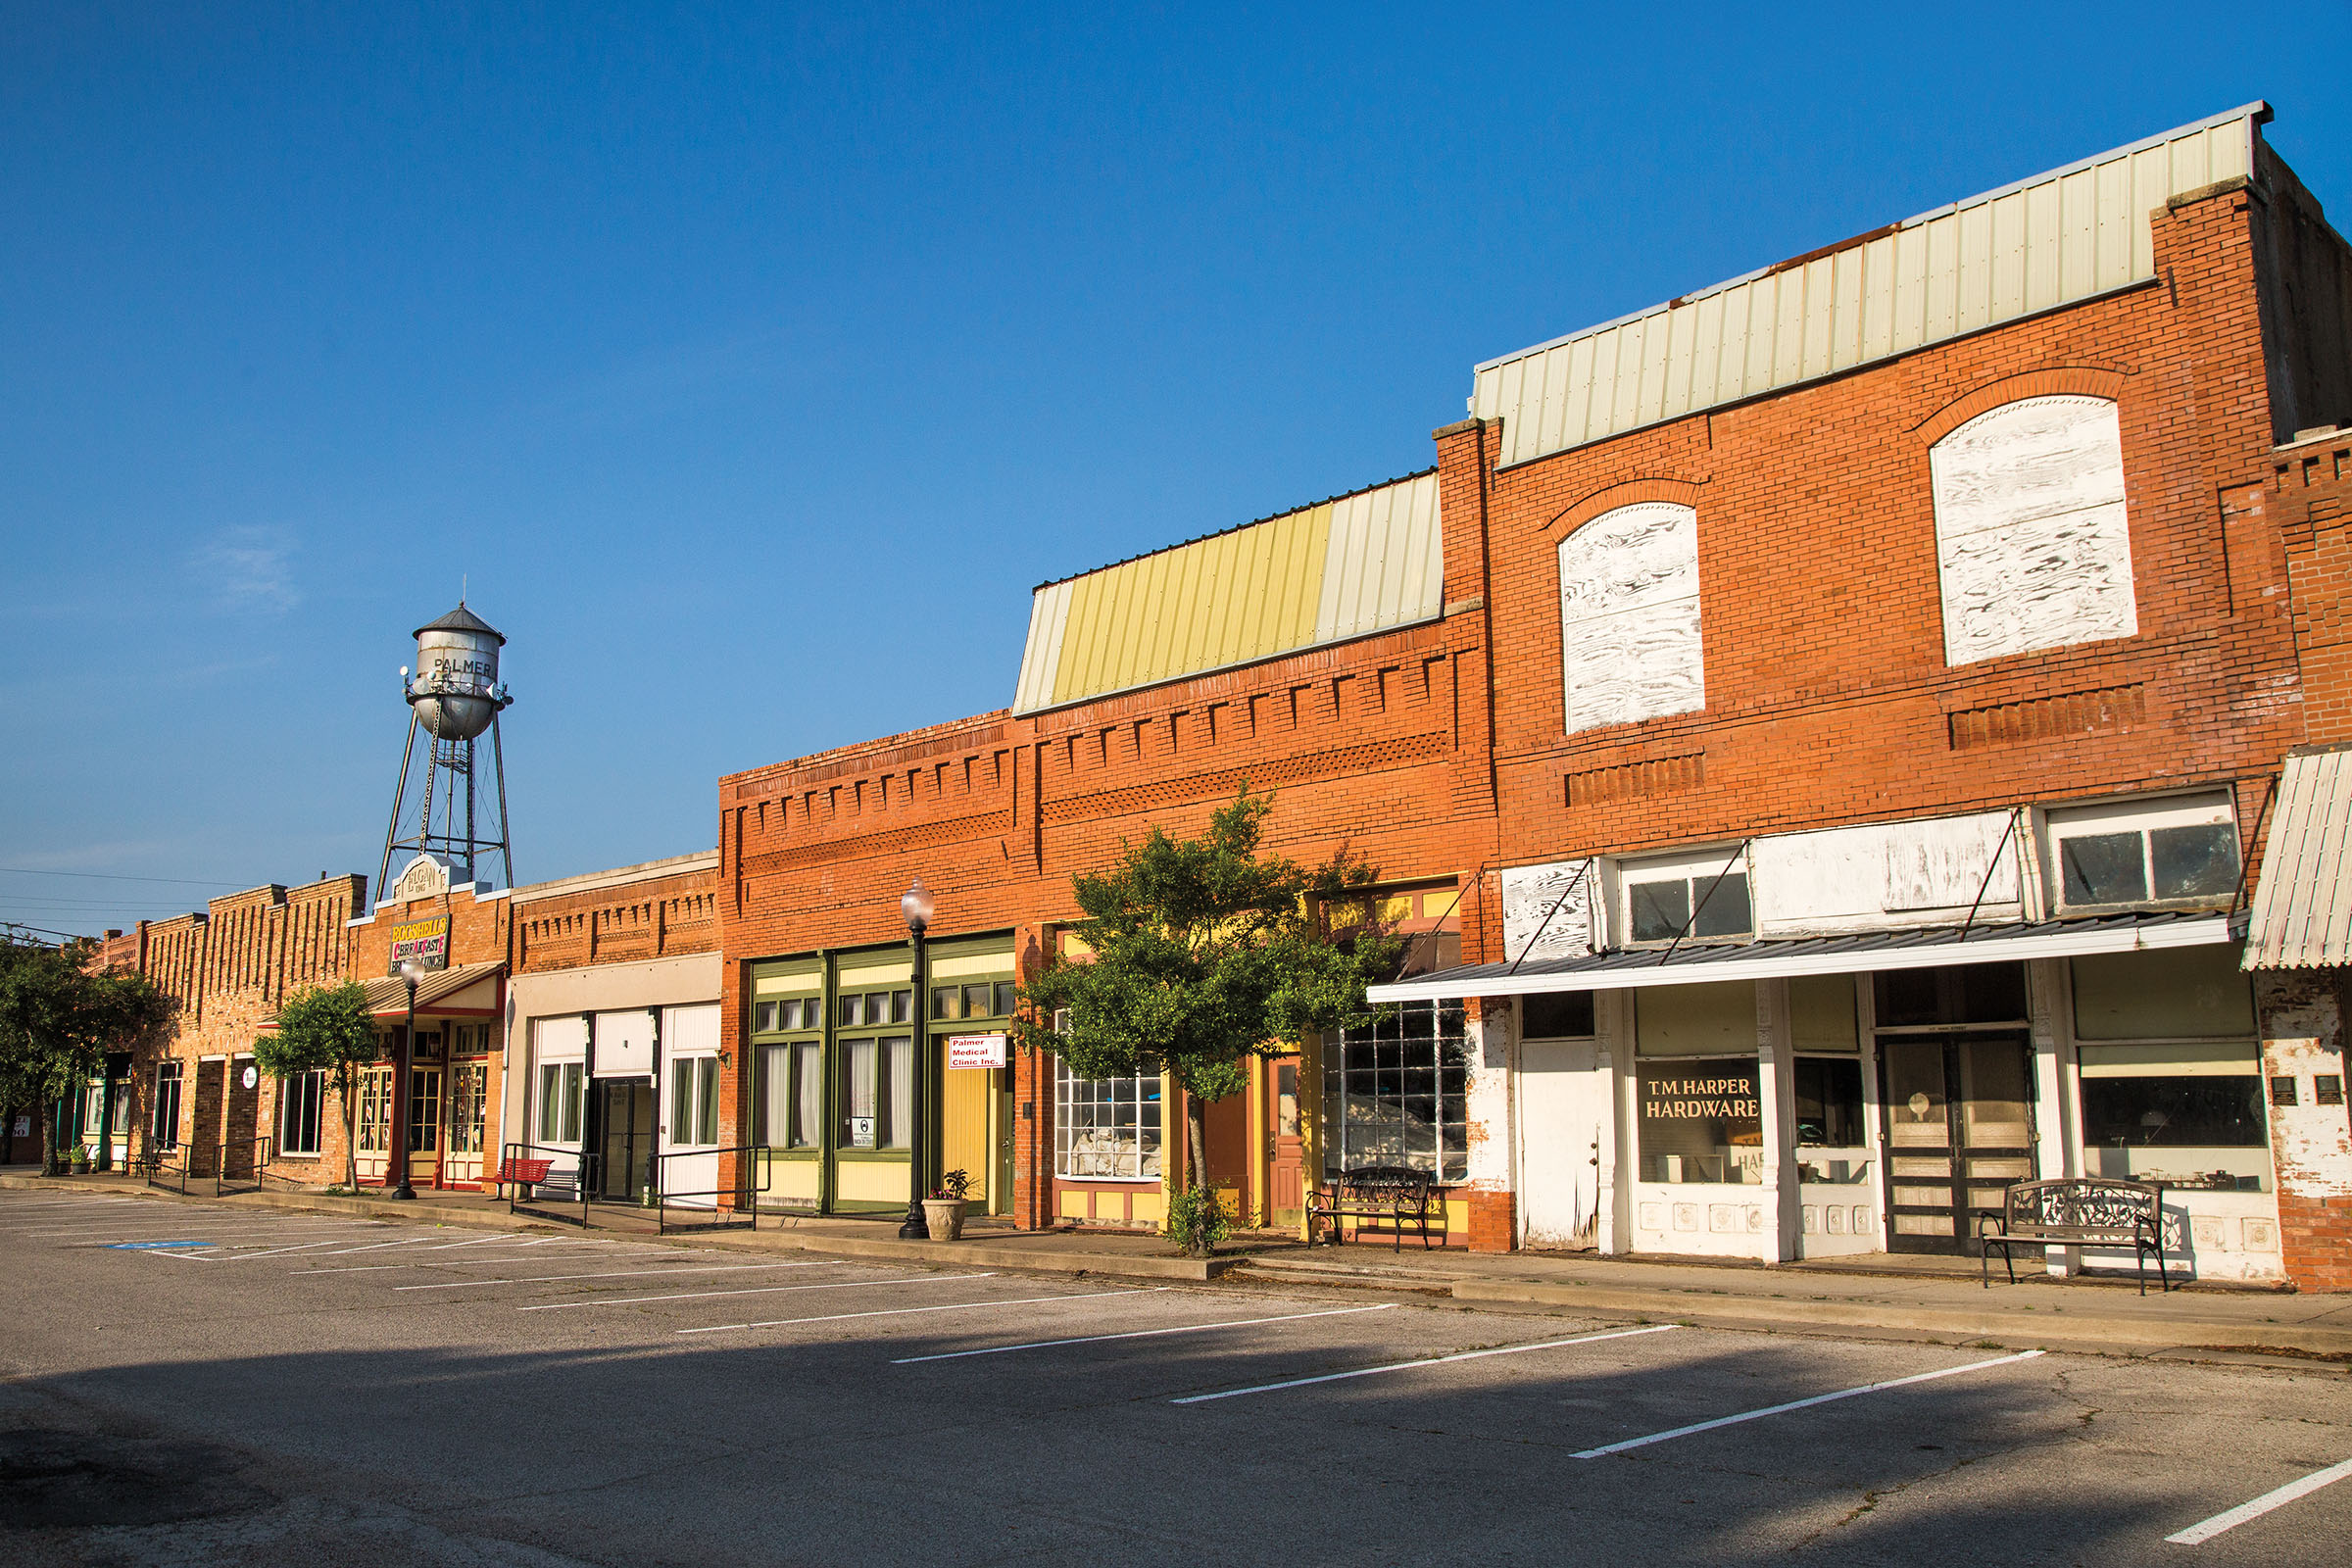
[709,102,2352,1287]
[87,849,720,1200]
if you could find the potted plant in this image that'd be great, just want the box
[923,1169,972,1242]
[67,1143,90,1173]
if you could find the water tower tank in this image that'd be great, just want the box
[408,604,508,741]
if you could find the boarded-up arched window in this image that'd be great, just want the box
[1931,395,2136,665]
[1557,502,1704,734]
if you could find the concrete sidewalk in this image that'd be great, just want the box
[10,1169,2350,1360]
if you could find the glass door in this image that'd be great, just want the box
[598,1079,654,1201]
[407,1067,443,1188]
[1879,1032,2034,1253]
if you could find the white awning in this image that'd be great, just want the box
[1366,912,2234,1004]
[2243,745,2352,970]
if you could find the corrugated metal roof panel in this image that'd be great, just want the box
[1369,911,2232,1002]
[1011,471,1443,715]
[1472,104,2266,469]
[2243,746,2352,970]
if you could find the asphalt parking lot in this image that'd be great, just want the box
[2,1189,2346,1567]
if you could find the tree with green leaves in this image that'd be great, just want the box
[254,980,379,1191]
[1010,789,1398,1255]
[0,930,177,1175]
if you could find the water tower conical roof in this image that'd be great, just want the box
[413,603,506,644]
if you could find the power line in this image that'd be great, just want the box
[0,867,247,887]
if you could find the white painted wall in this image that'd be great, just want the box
[1750,810,2022,937]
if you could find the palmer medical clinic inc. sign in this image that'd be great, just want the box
[947,1034,1008,1070]
[388,915,450,975]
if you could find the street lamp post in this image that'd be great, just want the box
[391,957,424,1200]
[898,878,934,1241]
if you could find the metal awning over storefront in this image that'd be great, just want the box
[1366,910,2234,1004]
[2242,745,2352,970]
[358,959,507,1015]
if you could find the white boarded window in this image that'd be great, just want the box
[1557,503,1703,734]
[1930,396,2136,665]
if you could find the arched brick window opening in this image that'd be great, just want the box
[1556,501,1704,734]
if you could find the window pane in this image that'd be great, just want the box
[1630,880,1690,942]
[1792,1056,1865,1147]
[792,1042,821,1149]
[697,1057,719,1147]
[757,1046,788,1146]
[754,1002,780,1034]
[884,1036,912,1150]
[1691,872,1751,938]
[959,984,988,1018]
[2060,831,2147,904]
[1523,992,1594,1038]
[995,982,1019,1017]
[843,1040,877,1148]
[563,1064,583,1144]
[840,995,863,1027]
[932,987,958,1021]
[538,1064,560,1143]
[669,1060,693,1145]
[1637,1057,1763,1182]
[2082,1075,2266,1148]
[891,990,912,1024]
[2151,823,2239,900]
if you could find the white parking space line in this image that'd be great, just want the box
[422,1235,513,1249]
[520,1273,999,1312]
[1570,1348,2047,1458]
[1172,1324,1680,1404]
[892,1300,1384,1364]
[289,1249,671,1274]
[312,1238,440,1255]
[680,1287,1161,1336]
[395,1260,841,1291]
[2165,1454,2352,1545]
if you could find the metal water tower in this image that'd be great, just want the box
[375,603,515,905]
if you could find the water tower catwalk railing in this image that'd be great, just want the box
[376,602,515,903]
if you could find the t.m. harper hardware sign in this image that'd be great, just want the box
[388,915,450,975]
[1640,1067,1760,1122]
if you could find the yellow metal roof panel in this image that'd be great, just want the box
[1013,471,1441,714]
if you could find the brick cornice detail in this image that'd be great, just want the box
[1913,366,2132,447]
[1547,477,1707,536]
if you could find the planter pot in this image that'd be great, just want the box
[922,1199,967,1241]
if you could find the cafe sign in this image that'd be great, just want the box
[948,1033,1008,1070]
[388,915,450,975]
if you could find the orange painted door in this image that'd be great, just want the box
[1268,1057,1304,1223]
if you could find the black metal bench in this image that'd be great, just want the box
[1307,1165,1446,1251]
[1977,1177,2168,1294]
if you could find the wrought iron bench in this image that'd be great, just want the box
[1977,1177,2168,1294]
[479,1155,554,1197]
[1307,1165,1446,1251]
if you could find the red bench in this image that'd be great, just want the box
[480,1156,554,1195]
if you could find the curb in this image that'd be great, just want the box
[1236,1261,2352,1360]
[0,1178,1244,1284]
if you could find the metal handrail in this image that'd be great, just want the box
[497,1139,593,1227]
[144,1138,195,1196]
[216,1135,272,1196]
[652,1144,760,1234]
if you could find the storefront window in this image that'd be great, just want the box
[840,1035,911,1150]
[1873,963,2026,1029]
[151,1062,182,1152]
[277,1069,324,1156]
[1322,1000,1469,1181]
[535,1061,583,1145]
[669,1056,719,1148]
[1054,1058,1161,1178]
[357,1067,391,1153]
[1522,992,1595,1039]
[1792,1057,1864,1147]
[1637,1058,1761,1184]
[2081,1070,2268,1190]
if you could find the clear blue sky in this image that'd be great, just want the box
[5,5,2348,934]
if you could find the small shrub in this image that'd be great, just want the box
[1167,1185,1230,1256]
